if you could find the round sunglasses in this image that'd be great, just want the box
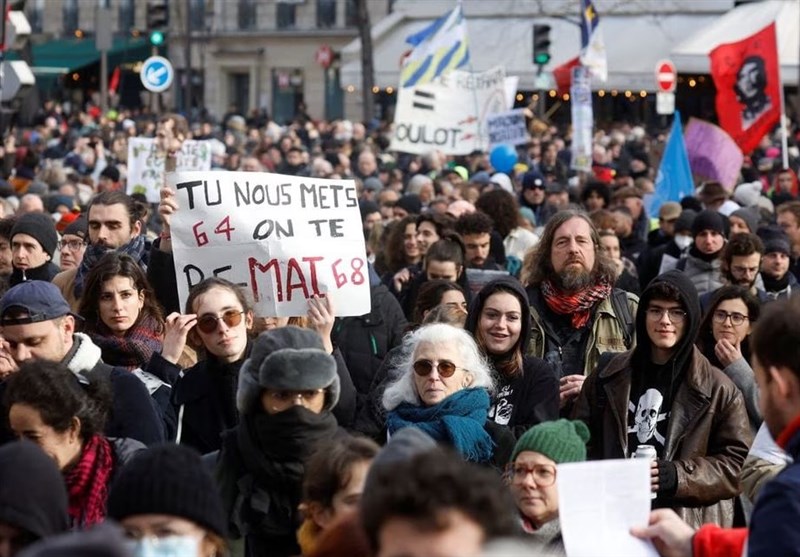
[413,359,462,378]
[196,310,245,334]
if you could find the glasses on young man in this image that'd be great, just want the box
[58,239,85,251]
[508,463,557,486]
[196,309,245,334]
[413,359,463,378]
[712,310,749,326]
[645,307,687,323]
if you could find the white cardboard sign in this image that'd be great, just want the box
[168,170,371,317]
[127,138,212,203]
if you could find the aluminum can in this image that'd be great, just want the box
[634,445,658,499]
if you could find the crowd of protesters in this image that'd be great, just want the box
[0,98,798,557]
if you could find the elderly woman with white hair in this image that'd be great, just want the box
[382,323,515,469]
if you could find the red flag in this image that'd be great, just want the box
[553,56,580,95]
[108,67,121,95]
[709,22,781,155]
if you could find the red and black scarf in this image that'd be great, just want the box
[90,315,164,370]
[540,278,612,329]
[64,434,114,528]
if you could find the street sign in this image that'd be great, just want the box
[656,92,675,115]
[655,59,677,93]
[315,45,333,68]
[140,56,174,93]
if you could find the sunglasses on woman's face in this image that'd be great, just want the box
[413,359,460,378]
[196,309,245,334]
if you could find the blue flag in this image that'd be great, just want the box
[647,112,694,216]
[400,6,470,88]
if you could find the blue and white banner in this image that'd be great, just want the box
[400,5,470,88]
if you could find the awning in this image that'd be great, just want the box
[25,36,151,76]
[671,0,799,85]
[341,12,716,92]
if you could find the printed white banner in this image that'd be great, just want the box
[127,138,212,202]
[391,66,511,155]
[486,109,529,148]
[168,171,371,317]
[570,66,593,173]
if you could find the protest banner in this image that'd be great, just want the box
[128,138,212,202]
[391,66,510,155]
[684,118,744,192]
[168,170,371,317]
[486,109,529,148]
[570,66,593,173]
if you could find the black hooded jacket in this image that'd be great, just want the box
[465,277,559,437]
[625,270,701,458]
[0,441,69,543]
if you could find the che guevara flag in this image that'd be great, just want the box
[709,22,781,155]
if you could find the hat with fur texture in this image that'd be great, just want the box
[236,326,339,414]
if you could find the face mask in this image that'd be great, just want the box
[128,536,201,557]
[674,235,693,250]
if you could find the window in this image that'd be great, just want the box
[345,0,358,27]
[277,2,296,29]
[317,0,336,28]
[190,0,206,31]
[238,0,256,30]
[63,0,79,35]
[27,0,45,33]
[118,0,134,31]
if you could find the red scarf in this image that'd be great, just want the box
[540,278,612,329]
[64,434,114,527]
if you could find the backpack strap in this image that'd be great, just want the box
[609,289,634,349]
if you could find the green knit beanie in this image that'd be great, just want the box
[511,419,590,464]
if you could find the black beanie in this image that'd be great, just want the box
[11,213,58,257]
[106,444,227,538]
[395,194,422,215]
[758,225,791,256]
[691,209,726,239]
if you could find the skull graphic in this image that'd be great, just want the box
[633,388,664,444]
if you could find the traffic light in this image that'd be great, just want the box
[146,1,169,30]
[150,30,165,46]
[533,24,552,66]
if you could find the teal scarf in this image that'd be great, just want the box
[386,388,495,463]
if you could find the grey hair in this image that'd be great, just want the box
[382,323,495,411]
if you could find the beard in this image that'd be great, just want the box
[556,264,594,292]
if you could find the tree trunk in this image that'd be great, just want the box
[356,0,375,123]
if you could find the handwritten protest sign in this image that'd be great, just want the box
[391,66,511,155]
[684,118,743,192]
[570,66,593,173]
[486,109,528,148]
[128,138,212,203]
[168,171,371,317]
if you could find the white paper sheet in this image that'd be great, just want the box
[557,458,658,557]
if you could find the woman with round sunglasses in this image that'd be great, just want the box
[148,277,256,454]
[465,277,559,438]
[381,323,515,469]
[507,419,589,556]
[696,285,762,432]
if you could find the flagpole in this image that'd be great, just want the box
[778,53,789,170]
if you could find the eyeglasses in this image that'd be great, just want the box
[263,389,326,412]
[413,359,462,378]
[712,310,749,326]
[645,307,687,323]
[58,239,85,251]
[508,463,557,486]
[196,309,245,334]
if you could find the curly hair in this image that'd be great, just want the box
[3,360,112,443]
[382,323,494,411]
[78,252,164,336]
[474,190,520,239]
[520,209,616,288]
[383,215,419,274]
[360,448,516,552]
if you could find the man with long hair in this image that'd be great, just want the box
[520,209,638,411]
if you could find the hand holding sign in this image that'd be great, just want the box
[168,170,371,317]
[158,186,179,254]
[307,294,335,354]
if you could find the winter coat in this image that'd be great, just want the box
[525,287,638,376]
[573,271,752,528]
[51,267,79,312]
[62,334,165,446]
[677,252,723,296]
[9,261,60,287]
[146,240,181,315]
[332,281,407,398]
